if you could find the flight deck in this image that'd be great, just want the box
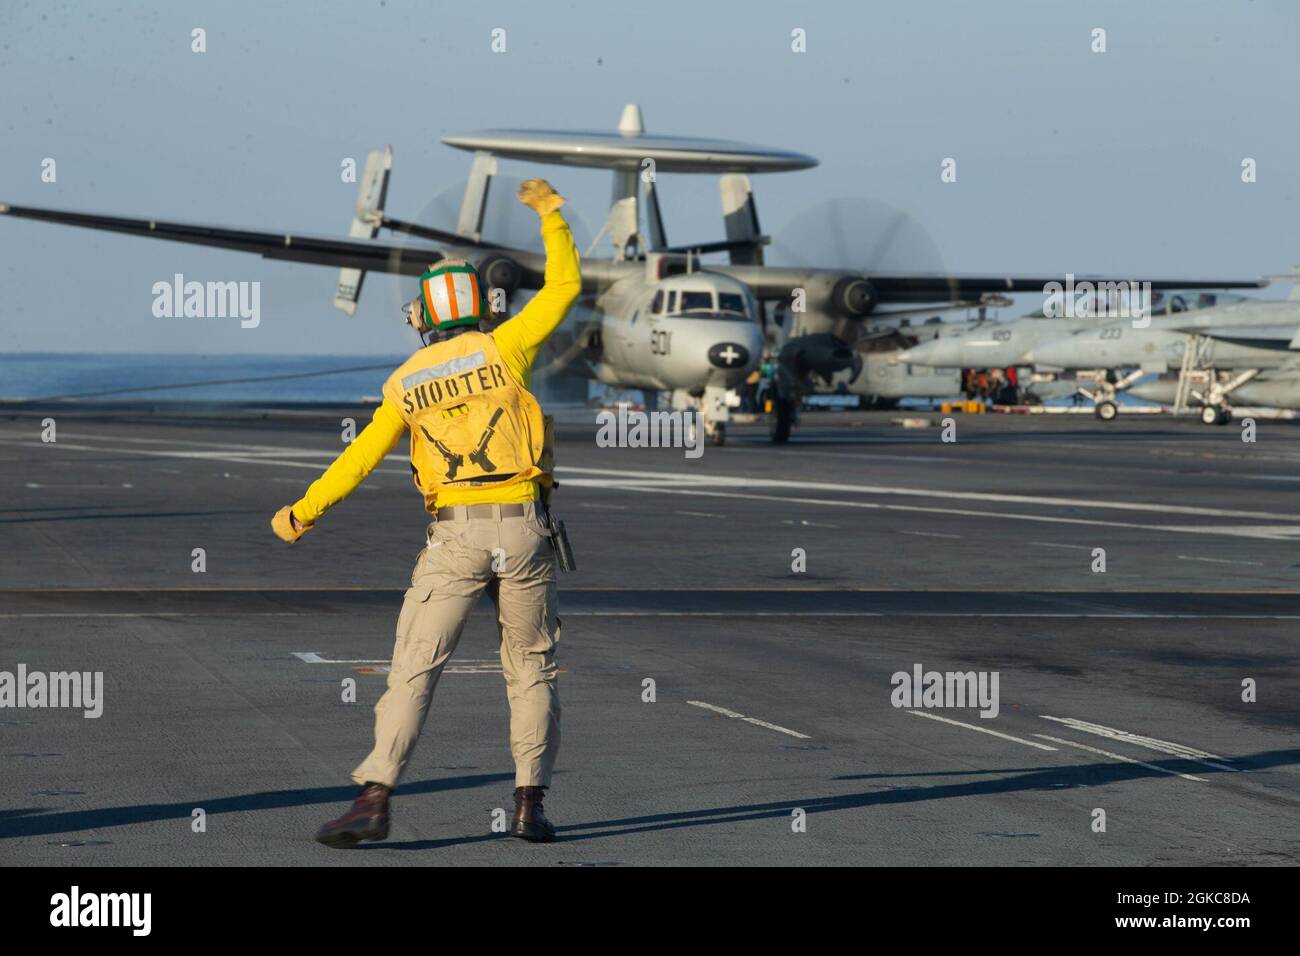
[1,407,1297,866]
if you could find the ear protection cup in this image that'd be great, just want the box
[405,296,429,333]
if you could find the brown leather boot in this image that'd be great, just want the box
[510,786,556,843]
[314,783,391,848]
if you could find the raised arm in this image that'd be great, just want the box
[492,180,581,386]
[270,398,407,542]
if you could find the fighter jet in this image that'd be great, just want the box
[893,292,1292,421]
[1130,368,1300,422]
[895,291,1249,371]
[1022,300,1300,422]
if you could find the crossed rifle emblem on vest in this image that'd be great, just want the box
[420,407,505,481]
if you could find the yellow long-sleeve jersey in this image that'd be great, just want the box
[291,210,580,525]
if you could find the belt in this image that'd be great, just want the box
[436,503,528,521]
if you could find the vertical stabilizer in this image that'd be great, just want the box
[334,146,392,315]
[719,173,763,266]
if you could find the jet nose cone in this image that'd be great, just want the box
[898,339,947,366]
[708,341,751,370]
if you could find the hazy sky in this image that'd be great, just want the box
[2,0,1297,354]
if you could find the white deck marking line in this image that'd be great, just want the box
[1176,555,1265,567]
[555,611,1300,619]
[903,710,1058,751]
[1040,716,1237,772]
[1034,735,1206,782]
[564,612,881,617]
[900,530,961,539]
[687,700,811,739]
[560,480,1300,542]
[293,652,497,666]
[557,464,1300,522]
[293,652,386,664]
[60,433,344,455]
[0,612,303,619]
[24,482,134,489]
[0,438,411,478]
[731,448,954,464]
[673,510,726,518]
[8,610,1300,621]
[1029,542,1094,551]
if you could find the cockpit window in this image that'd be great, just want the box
[651,290,664,314]
[717,292,747,316]
[678,291,714,313]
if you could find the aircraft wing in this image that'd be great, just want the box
[871,273,1267,302]
[0,201,547,280]
[718,266,1268,304]
[3,201,1269,305]
[1168,322,1300,349]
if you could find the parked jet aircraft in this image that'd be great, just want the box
[1023,300,1300,422]
[896,293,1294,422]
[1131,369,1300,421]
[895,291,1251,370]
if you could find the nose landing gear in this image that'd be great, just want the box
[1200,404,1232,426]
[673,383,733,448]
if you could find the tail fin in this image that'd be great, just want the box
[334,146,393,315]
[719,174,764,266]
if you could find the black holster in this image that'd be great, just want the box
[543,508,576,573]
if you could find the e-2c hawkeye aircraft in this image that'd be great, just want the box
[1,105,1267,442]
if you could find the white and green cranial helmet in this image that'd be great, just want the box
[409,259,487,332]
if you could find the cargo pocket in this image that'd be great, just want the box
[391,583,440,678]
[396,583,436,635]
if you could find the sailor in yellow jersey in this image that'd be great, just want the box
[270,179,580,847]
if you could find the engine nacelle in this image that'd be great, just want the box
[830,276,875,318]
[476,254,523,299]
[779,332,855,383]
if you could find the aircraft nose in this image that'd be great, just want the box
[707,341,751,370]
[897,339,949,366]
[705,317,761,371]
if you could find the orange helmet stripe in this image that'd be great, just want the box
[444,272,462,320]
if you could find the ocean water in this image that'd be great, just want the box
[0,352,1137,408]
[0,353,406,403]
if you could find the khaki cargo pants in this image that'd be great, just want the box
[352,501,561,789]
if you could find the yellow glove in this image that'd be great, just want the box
[517,178,565,216]
[271,506,311,543]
